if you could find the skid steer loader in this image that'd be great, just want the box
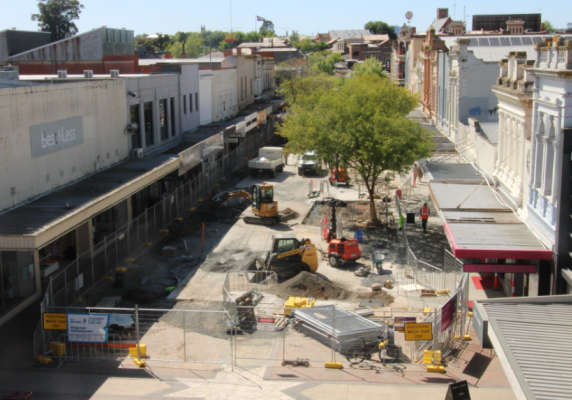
[248,233,319,281]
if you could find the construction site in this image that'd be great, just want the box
[25,124,518,399]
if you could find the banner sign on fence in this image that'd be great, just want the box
[257,317,276,331]
[43,313,67,330]
[441,293,459,332]
[394,316,417,332]
[67,313,110,343]
[404,323,433,341]
[463,264,536,274]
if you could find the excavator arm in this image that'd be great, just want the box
[213,190,252,206]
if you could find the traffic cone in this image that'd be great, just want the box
[511,277,516,297]
[493,273,500,290]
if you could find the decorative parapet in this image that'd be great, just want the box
[535,36,572,70]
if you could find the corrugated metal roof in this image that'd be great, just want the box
[482,301,572,400]
[446,222,548,252]
[430,183,511,211]
[424,163,485,184]
[471,46,537,62]
[329,30,371,40]
[441,210,521,224]
[431,17,450,33]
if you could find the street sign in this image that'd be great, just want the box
[43,313,67,330]
[404,323,433,341]
[445,380,471,400]
[394,316,416,332]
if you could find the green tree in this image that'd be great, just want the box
[364,21,397,40]
[260,20,275,34]
[542,21,557,33]
[308,52,343,75]
[290,31,300,47]
[353,57,388,78]
[278,75,432,222]
[31,0,84,41]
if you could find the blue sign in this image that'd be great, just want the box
[67,313,110,343]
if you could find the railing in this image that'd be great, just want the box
[41,125,274,311]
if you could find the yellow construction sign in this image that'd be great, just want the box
[43,313,67,330]
[404,323,433,341]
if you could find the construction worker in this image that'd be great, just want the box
[420,202,430,233]
[399,214,405,231]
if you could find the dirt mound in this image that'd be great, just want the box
[276,271,394,305]
[277,272,350,300]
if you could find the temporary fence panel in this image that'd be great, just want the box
[39,306,232,364]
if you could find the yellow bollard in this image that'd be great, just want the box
[325,362,343,369]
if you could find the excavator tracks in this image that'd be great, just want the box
[244,216,280,226]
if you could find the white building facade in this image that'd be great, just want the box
[492,52,535,212]
[528,39,572,246]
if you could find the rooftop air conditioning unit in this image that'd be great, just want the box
[133,148,144,158]
[84,70,94,79]
[110,70,120,78]
[57,70,67,79]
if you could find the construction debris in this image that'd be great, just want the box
[235,290,264,329]
[354,266,371,277]
[282,358,309,367]
[371,283,382,291]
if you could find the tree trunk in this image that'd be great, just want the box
[368,187,378,223]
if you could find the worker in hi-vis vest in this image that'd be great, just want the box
[420,202,430,233]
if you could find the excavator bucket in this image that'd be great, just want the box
[279,208,298,223]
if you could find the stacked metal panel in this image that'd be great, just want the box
[292,305,386,352]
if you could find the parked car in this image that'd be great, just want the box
[297,152,319,175]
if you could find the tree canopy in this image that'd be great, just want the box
[542,21,557,33]
[260,20,275,34]
[277,74,432,222]
[364,21,397,40]
[352,58,388,78]
[308,52,344,75]
[31,0,84,41]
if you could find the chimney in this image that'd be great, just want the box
[437,8,449,20]
[506,19,525,35]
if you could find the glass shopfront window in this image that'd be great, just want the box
[92,200,128,245]
[0,251,36,316]
[144,102,154,146]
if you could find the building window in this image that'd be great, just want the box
[159,99,168,141]
[189,94,193,113]
[130,105,141,149]
[240,77,243,100]
[195,93,199,111]
[170,97,176,136]
[250,79,253,96]
[143,102,154,146]
[183,95,187,114]
[0,251,36,316]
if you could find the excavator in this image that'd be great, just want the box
[213,184,293,226]
[249,233,319,280]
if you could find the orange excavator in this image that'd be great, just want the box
[214,184,292,226]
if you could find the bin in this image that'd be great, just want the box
[406,213,415,224]
[355,231,364,243]
[396,189,402,199]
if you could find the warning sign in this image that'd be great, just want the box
[43,313,67,330]
[404,323,433,341]
[257,317,276,331]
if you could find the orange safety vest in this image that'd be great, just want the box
[421,206,430,220]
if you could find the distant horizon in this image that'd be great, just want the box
[1,0,568,39]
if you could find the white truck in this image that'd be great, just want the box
[248,147,286,178]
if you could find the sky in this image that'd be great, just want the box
[1,0,569,37]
